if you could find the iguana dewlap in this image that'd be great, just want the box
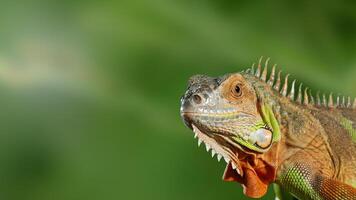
[180,58,356,200]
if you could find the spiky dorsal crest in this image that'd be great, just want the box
[249,57,356,109]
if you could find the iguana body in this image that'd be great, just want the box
[180,58,356,200]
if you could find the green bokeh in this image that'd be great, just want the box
[0,0,355,199]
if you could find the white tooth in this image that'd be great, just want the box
[235,168,240,175]
[232,163,237,170]
[198,139,202,146]
[217,154,222,162]
[211,150,216,157]
[194,132,198,138]
[224,157,230,163]
[205,144,211,151]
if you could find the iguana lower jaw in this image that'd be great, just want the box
[186,122,276,198]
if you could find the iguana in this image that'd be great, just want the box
[179,58,356,200]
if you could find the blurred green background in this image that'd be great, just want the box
[0,0,355,199]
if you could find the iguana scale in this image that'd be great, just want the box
[180,58,356,200]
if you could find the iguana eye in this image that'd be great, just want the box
[233,84,242,97]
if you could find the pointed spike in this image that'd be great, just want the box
[281,74,290,96]
[217,154,222,162]
[347,96,351,108]
[198,139,202,146]
[316,91,321,106]
[336,95,340,107]
[205,144,211,152]
[235,168,241,175]
[328,93,334,108]
[211,150,216,157]
[304,88,309,105]
[308,89,315,105]
[255,56,263,77]
[274,71,282,91]
[224,157,230,163]
[231,163,237,169]
[194,132,198,138]
[261,65,268,81]
[342,96,346,108]
[251,63,255,75]
[261,58,270,81]
[288,80,296,100]
[267,64,276,86]
[296,83,303,104]
[322,94,327,107]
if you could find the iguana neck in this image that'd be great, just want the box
[253,84,335,179]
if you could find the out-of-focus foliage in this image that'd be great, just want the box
[0,0,355,199]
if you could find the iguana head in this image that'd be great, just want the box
[180,68,281,198]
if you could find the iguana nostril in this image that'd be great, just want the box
[192,94,203,104]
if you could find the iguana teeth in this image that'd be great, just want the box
[235,168,241,175]
[231,163,237,169]
[217,154,222,162]
[224,157,230,163]
[211,150,216,157]
[194,132,198,138]
[198,139,202,146]
[206,144,211,152]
